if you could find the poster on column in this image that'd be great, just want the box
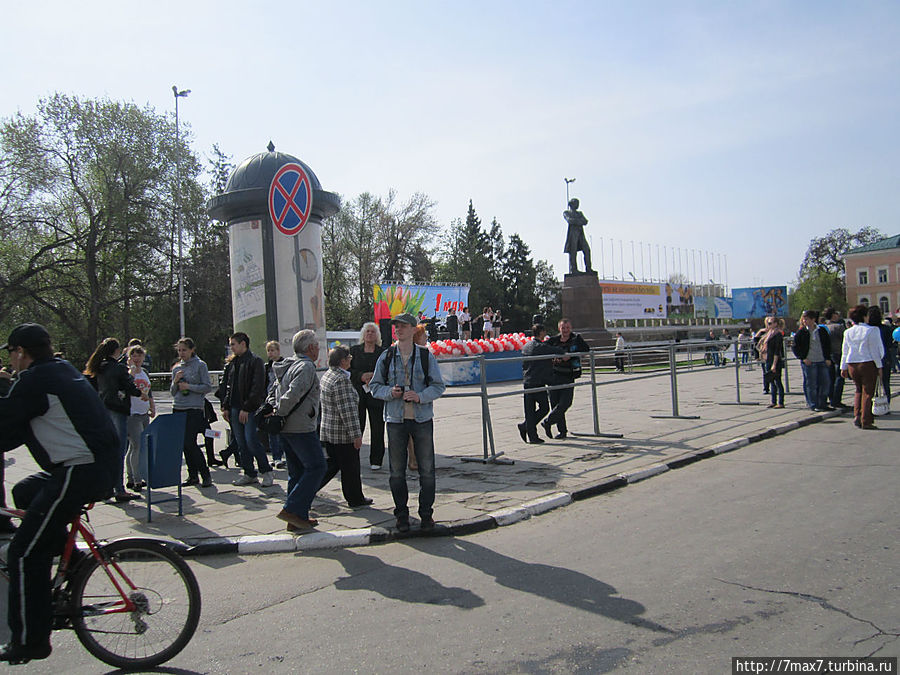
[597,280,667,320]
[229,219,267,349]
[273,221,327,366]
[373,283,470,322]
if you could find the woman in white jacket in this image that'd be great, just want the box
[840,304,884,429]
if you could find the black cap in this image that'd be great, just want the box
[2,323,51,350]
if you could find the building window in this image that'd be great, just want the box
[880,296,890,314]
[859,296,870,306]
[858,270,869,285]
[877,268,888,284]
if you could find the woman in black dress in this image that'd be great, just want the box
[349,322,386,470]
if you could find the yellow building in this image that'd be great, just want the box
[844,235,900,316]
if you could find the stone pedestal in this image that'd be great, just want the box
[561,271,612,348]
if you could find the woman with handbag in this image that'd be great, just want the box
[759,317,785,408]
[318,346,372,507]
[840,305,884,430]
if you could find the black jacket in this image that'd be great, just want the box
[95,358,142,415]
[223,350,266,413]
[791,325,832,362]
[546,332,591,378]
[0,357,118,477]
[522,339,563,388]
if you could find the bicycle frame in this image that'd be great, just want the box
[1,504,140,617]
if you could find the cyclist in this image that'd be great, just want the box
[0,324,117,664]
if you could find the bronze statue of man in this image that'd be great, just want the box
[563,198,593,274]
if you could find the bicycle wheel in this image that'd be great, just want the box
[69,539,201,669]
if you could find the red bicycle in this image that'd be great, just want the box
[0,503,200,669]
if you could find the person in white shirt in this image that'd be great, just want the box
[125,345,156,491]
[840,304,884,429]
[614,332,626,372]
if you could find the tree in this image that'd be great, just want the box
[789,270,847,316]
[0,94,204,364]
[500,233,538,330]
[799,227,884,278]
[534,260,561,326]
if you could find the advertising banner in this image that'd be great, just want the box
[229,219,267,349]
[694,296,734,319]
[731,286,788,318]
[373,283,470,322]
[666,282,694,319]
[598,281,667,320]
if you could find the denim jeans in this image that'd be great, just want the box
[546,374,575,434]
[523,390,550,440]
[280,431,326,519]
[230,407,271,477]
[268,432,284,462]
[125,413,149,483]
[108,410,128,493]
[801,361,831,409]
[829,360,845,407]
[387,420,436,520]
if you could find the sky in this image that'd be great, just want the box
[4,1,900,292]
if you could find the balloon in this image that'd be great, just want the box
[893,326,900,343]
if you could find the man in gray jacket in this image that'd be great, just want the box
[267,330,326,532]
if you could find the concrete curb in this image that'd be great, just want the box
[176,409,845,557]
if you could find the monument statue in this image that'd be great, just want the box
[563,198,593,274]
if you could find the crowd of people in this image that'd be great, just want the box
[755,305,896,429]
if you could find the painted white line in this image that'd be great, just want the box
[619,463,669,483]
[490,507,530,526]
[521,492,573,515]
[294,528,373,551]
[236,534,296,555]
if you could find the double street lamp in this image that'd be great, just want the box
[173,85,190,337]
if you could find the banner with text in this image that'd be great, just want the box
[694,296,734,319]
[373,283,470,322]
[598,280,667,320]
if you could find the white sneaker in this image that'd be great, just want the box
[232,474,258,486]
[260,472,274,487]
[370,464,382,470]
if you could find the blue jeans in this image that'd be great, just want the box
[829,360,845,406]
[280,432,326,519]
[387,420,436,520]
[230,407,271,477]
[268,432,284,461]
[801,361,831,409]
[108,409,128,493]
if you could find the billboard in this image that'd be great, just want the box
[598,281,667,320]
[373,283,470,322]
[731,286,788,318]
[666,282,694,319]
[694,296,734,319]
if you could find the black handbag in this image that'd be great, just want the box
[254,386,312,434]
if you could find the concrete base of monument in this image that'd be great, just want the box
[561,271,613,350]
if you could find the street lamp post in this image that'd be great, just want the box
[173,85,190,337]
[564,177,575,202]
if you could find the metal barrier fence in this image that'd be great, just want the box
[436,336,806,464]
[147,336,808,466]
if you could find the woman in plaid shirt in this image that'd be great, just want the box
[318,346,373,507]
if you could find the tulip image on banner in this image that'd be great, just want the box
[373,283,469,322]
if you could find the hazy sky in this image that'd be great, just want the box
[4,1,899,291]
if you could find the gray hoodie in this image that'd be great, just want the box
[267,354,320,433]
[170,355,212,410]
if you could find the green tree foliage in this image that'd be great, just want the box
[799,227,884,278]
[789,270,847,316]
[0,94,206,365]
[320,190,439,328]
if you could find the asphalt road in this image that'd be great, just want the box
[6,415,899,673]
